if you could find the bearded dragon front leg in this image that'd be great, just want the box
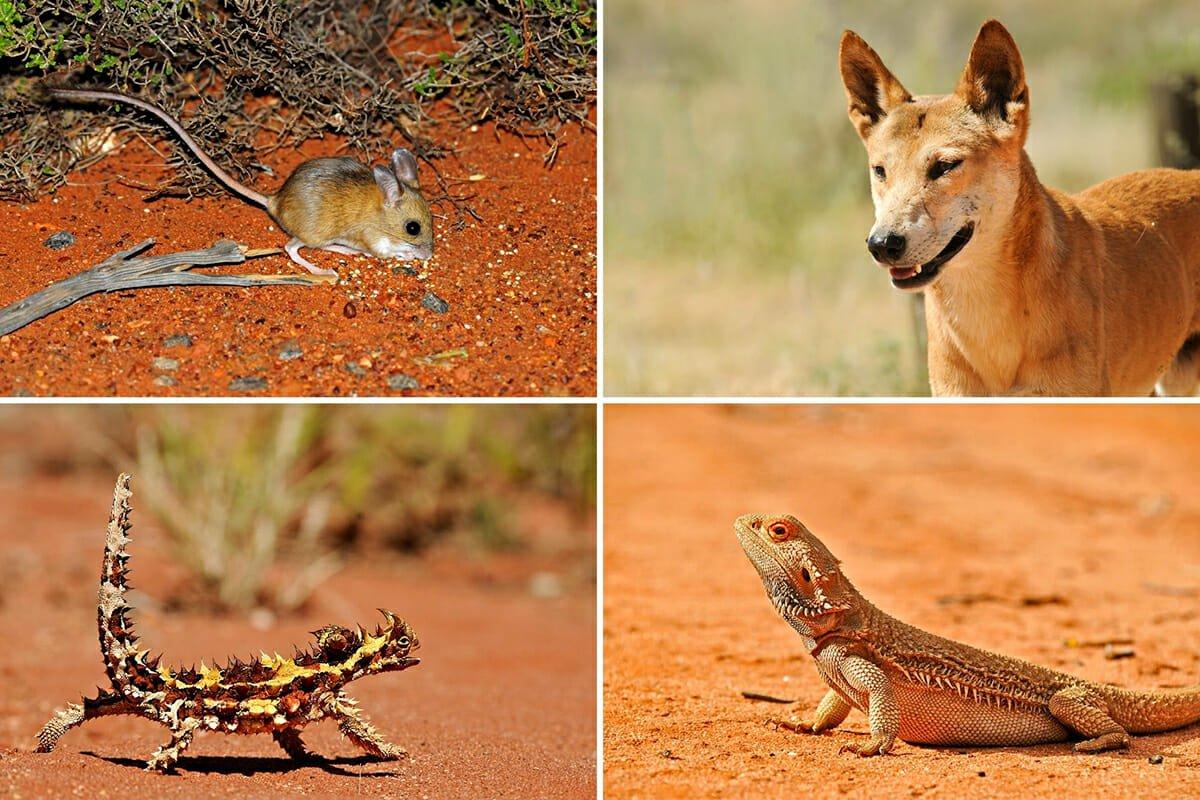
[836,656,899,757]
[328,692,407,759]
[769,689,851,735]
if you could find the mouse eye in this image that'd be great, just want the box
[405,221,421,236]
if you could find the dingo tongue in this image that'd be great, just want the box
[889,267,917,281]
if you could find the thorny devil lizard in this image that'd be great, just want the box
[36,473,421,773]
[735,513,1200,756]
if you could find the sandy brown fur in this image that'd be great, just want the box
[841,20,1200,396]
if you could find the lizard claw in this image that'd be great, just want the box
[839,736,892,757]
[767,717,816,734]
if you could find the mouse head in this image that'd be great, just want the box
[734,514,859,640]
[371,148,434,261]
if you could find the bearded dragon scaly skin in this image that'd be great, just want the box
[36,473,421,773]
[735,513,1200,756]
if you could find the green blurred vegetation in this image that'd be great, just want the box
[0,405,595,612]
[605,0,1200,395]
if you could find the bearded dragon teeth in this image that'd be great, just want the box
[36,473,422,773]
[735,512,1200,756]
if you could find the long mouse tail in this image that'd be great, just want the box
[97,473,165,699]
[49,88,270,208]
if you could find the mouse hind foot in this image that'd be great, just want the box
[285,238,338,278]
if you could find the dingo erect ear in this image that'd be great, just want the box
[839,30,912,140]
[957,20,1029,139]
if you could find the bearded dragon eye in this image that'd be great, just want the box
[398,637,410,648]
[800,567,812,583]
[768,522,790,541]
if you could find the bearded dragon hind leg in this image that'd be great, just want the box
[1047,686,1132,753]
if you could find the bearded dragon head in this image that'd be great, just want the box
[734,513,859,640]
[310,609,420,682]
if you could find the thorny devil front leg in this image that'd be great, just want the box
[735,513,1200,756]
[35,473,423,773]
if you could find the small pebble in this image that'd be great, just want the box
[11,387,35,397]
[229,376,267,392]
[153,375,177,387]
[392,264,418,277]
[44,231,75,250]
[343,301,358,319]
[344,363,367,377]
[152,357,179,372]
[278,341,303,361]
[163,334,193,348]
[1149,754,1164,765]
[421,292,449,313]
[387,373,419,391]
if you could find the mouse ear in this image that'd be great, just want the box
[391,149,420,187]
[373,165,403,206]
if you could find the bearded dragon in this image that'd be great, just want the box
[735,513,1200,756]
[36,473,421,773]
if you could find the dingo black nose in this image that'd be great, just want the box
[867,232,906,263]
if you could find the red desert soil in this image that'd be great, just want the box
[604,404,1200,799]
[0,473,596,799]
[0,117,595,397]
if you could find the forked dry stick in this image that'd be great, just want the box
[0,238,330,337]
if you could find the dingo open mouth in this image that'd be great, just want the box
[889,223,975,289]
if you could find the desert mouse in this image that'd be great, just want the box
[49,88,434,277]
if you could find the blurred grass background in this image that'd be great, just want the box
[0,404,595,614]
[604,0,1200,396]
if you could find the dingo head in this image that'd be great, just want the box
[839,20,1029,291]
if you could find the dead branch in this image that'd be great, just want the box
[0,238,327,337]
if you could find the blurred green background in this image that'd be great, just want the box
[0,404,595,614]
[604,0,1200,396]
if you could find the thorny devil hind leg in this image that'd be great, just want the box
[36,691,135,753]
[329,691,407,759]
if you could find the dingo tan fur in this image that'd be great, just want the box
[839,19,1200,396]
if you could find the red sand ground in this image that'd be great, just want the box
[0,117,595,397]
[0,472,596,799]
[604,404,1200,799]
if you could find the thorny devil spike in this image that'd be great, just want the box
[35,473,422,773]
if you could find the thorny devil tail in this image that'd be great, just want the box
[98,473,162,699]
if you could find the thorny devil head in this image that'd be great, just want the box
[306,612,421,683]
[734,514,863,642]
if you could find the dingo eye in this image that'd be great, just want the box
[928,159,963,180]
[872,165,886,180]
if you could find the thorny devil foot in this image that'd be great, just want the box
[735,513,1200,756]
[35,473,421,773]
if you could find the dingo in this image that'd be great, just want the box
[839,20,1200,396]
